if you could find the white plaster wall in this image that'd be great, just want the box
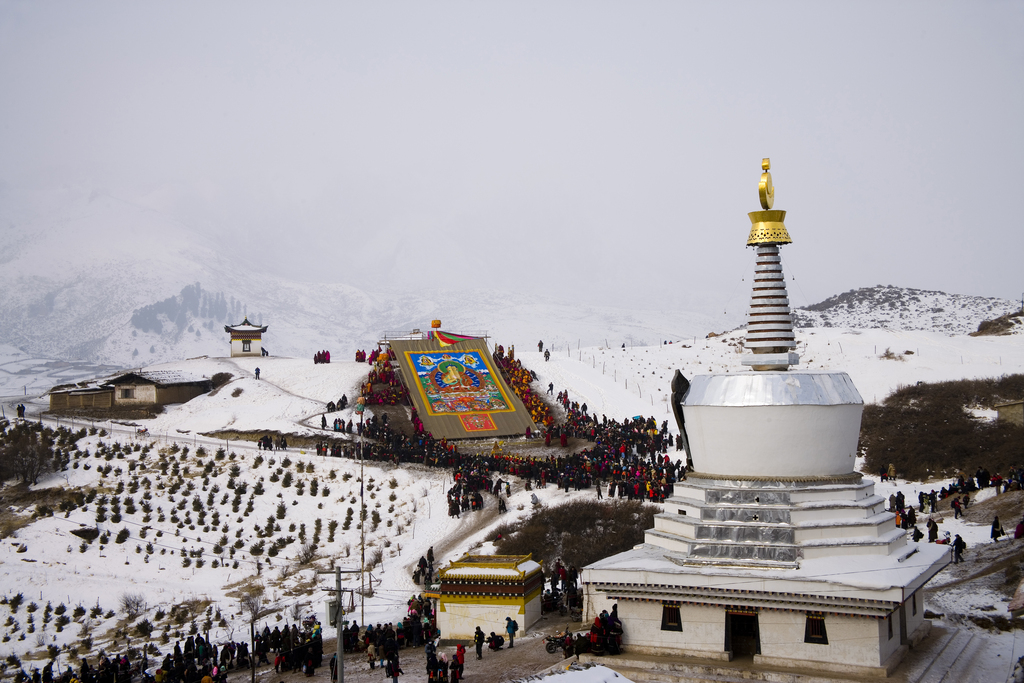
[437,603,521,641]
[756,610,886,669]
[905,592,925,642]
[230,339,261,357]
[113,384,157,406]
[879,609,902,664]
[684,404,862,477]
[608,601,729,658]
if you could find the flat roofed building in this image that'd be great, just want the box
[436,554,543,640]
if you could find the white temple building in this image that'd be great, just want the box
[581,160,950,677]
[224,317,267,357]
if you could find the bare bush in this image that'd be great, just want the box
[365,547,383,571]
[239,585,268,628]
[493,499,656,571]
[861,374,1024,480]
[296,543,317,565]
[119,592,148,619]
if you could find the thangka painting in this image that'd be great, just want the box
[407,351,514,416]
[459,414,496,432]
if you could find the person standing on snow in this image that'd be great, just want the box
[952,534,966,564]
[505,616,517,648]
[474,627,484,660]
[255,367,261,380]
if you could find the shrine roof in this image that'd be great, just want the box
[224,317,268,333]
[440,554,541,579]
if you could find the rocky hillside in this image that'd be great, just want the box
[794,285,1020,336]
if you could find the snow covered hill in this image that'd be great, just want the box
[794,285,1021,335]
[1,323,1023,675]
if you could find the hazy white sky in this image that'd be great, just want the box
[1,1,1021,313]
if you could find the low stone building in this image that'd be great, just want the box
[48,387,114,410]
[435,554,543,641]
[105,371,212,407]
[995,400,1024,427]
[49,370,212,412]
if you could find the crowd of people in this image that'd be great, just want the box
[313,350,332,364]
[361,352,409,406]
[257,435,287,451]
[492,345,553,427]
[14,625,327,683]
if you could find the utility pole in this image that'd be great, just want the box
[356,397,367,626]
[318,567,360,683]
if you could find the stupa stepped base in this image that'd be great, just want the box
[648,474,901,563]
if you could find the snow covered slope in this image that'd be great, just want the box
[794,285,1020,335]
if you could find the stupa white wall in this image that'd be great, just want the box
[683,372,862,478]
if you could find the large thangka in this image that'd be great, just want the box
[407,350,513,415]
[387,335,537,440]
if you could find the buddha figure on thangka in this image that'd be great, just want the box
[407,350,513,416]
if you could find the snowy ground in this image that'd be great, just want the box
[1,325,1023,680]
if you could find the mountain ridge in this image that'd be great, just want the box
[794,285,1020,336]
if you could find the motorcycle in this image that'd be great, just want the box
[544,627,573,655]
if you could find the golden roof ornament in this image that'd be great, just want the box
[746,157,792,246]
[758,157,774,209]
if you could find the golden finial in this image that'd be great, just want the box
[746,157,791,246]
[758,158,774,210]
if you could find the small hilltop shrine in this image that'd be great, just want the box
[581,160,950,677]
[435,554,544,640]
[224,317,267,357]
[383,320,537,439]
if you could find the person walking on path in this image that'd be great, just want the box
[474,626,485,660]
[505,616,517,648]
[384,653,402,683]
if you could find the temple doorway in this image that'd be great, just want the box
[726,611,761,658]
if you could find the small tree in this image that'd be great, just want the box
[119,592,148,619]
[239,585,269,683]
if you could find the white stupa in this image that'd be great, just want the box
[581,160,950,677]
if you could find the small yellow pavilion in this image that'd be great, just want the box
[436,554,544,640]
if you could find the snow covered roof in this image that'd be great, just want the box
[440,554,542,580]
[224,317,267,333]
[105,370,211,386]
[583,541,950,612]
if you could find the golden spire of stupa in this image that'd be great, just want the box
[746,158,792,246]
[742,158,799,371]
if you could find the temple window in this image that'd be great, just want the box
[661,603,682,631]
[803,612,828,645]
